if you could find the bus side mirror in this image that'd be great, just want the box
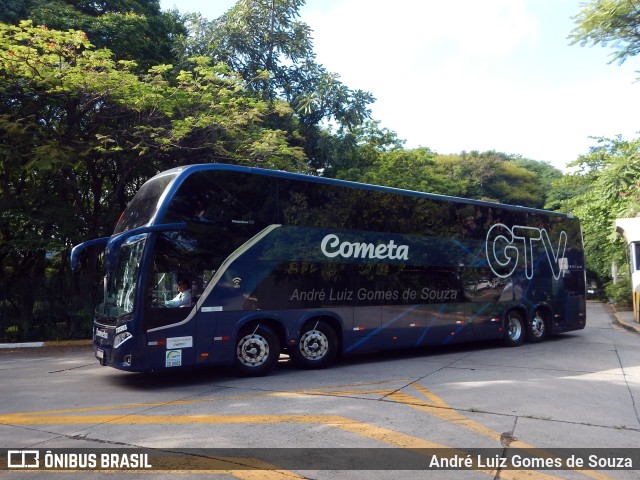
[104,222,188,271]
[70,237,109,271]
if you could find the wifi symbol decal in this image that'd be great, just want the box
[232,277,242,288]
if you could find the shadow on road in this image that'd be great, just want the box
[105,333,583,391]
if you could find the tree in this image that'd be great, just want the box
[206,0,313,101]
[430,151,549,208]
[512,157,563,194]
[338,147,444,191]
[0,0,187,72]
[180,0,375,171]
[568,1,640,296]
[569,0,640,66]
[322,119,404,179]
[0,20,305,338]
[336,148,553,209]
[547,136,640,287]
[1,0,31,24]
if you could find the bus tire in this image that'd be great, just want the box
[504,311,525,347]
[291,320,338,369]
[527,309,547,343]
[234,325,281,376]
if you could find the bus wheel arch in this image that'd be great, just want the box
[291,316,340,369]
[233,321,282,376]
[527,306,550,343]
[504,309,526,347]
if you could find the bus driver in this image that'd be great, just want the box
[165,279,192,307]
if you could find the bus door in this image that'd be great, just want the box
[348,264,384,353]
[143,232,201,369]
[144,287,197,370]
[561,248,587,330]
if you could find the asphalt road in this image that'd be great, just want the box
[1,301,639,479]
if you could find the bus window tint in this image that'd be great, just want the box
[145,171,279,327]
[115,173,177,234]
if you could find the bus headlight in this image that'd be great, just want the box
[113,331,133,349]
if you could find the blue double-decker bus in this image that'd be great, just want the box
[71,164,586,376]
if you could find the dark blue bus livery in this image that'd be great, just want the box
[71,164,586,375]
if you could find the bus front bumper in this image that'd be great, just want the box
[94,344,147,372]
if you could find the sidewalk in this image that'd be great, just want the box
[609,304,640,334]
[0,339,92,350]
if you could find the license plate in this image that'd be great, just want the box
[96,349,104,360]
[95,329,108,340]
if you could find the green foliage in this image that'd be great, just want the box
[567,1,640,287]
[327,119,405,178]
[0,19,306,223]
[338,147,442,191]
[436,151,548,207]
[569,0,640,65]
[0,0,30,24]
[0,19,307,335]
[512,157,563,192]
[206,0,313,100]
[180,0,375,172]
[1,0,187,72]
[338,149,552,209]
[605,276,633,307]
[547,136,640,282]
[4,0,638,341]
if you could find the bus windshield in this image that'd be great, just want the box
[97,236,146,322]
[114,172,178,234]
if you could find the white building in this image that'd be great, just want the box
[615,217,640,323]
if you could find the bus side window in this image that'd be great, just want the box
[148,273,194,308]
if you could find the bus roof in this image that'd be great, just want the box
[158,163,574,219]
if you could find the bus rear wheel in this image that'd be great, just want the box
[234,325,280,376]
[527,310,547,343]
[504,311,525,347]
[291,320,338,369]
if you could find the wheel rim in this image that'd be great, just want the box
[531,314,545,338]
[508,316,522,341]
[299,329,328,360]
[237,334,269,367]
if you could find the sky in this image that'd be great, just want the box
[159,0,640,171]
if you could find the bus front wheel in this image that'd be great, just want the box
[234,325,281,376]
[504,311,525,347]
[291,320,338,369]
